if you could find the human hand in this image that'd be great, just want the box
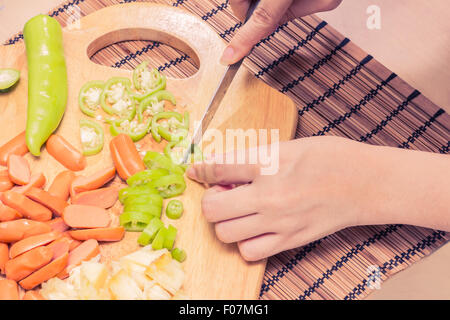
[221,0,343,65]
[187,136,450,261]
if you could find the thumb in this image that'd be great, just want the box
[220,0,293,65]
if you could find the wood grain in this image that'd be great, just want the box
[0,3,296,299]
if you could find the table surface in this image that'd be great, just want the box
[1,0,449,300]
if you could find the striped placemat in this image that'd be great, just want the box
[5,0,449,300]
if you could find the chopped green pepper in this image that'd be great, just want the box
[163,225,177,250]
[109,118,151,142]
[132,62,166,101]
[149,174,186,199]
[151,226,167,250]
[122,193,164,208]
[0,68,20,92]
[123,203,162,218]
[100,77,136,120]
[126,168,170,186]
[137,90,177,123]
[151,111,185,143]
[118,184,159,204]
[119,211,152,232]
[79,119,104,156]
[143,151,185,176]
[166,199,183,220]
[137,217,164,246]
[171,248,187,263]
[78,80,104,117]
[164,139,203,166]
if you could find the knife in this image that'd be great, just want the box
[183,0,260,163]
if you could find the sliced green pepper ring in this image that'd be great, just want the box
[78,80,105,117]
[171,248,187,262]
[118,184,160,204]
[126,168,170,186]
[0,68,20,92]
[143,151,185,176]
[149,174,186,199]
[137,90,177,123]
[151,111,184,143]
[166,199,183,220]
[122,193,164,208]
[132,61,167,101]
[138,217,164,246]
[109,118,151,142]
[164,139,203,166]
[79,119,104,156]
[119,211,153,232]
[100,77,136,120]
[123,203,162,218]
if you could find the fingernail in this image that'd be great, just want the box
[220,46,235,65]
[186,166,197,179]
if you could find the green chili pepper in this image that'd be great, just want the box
[78,80,105,117]
[118,184,159,204]
[151,226,167,250]
[143,151,185,176]
[163,225,177,250]
[151,111,184,143]
[166,199,183,220]
[137,217,164,246]
[149,174,186,199]
[126,168,170,186]
[123,203,162,218]
[109,118,151,142]
[137,90,177,123]
[171,248,187,263]
[100,77,136,120]
[164,139,203,166]
[0,69,20,92]
[23,15,68,156]
[119,211,152,232]
[79,119,104,156]
[132,62,166,101]
[122,193,163,209]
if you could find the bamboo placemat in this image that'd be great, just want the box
[4,0,449,300]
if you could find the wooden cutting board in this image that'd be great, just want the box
[0,3,297,299]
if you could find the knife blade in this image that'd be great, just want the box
[183,0,260,163]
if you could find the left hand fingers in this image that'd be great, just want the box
[214,213,269,243]
[202,183,258,222]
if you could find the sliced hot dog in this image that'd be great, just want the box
[61,232,82,251]
[62,204,111,229]
[7,154,31,186]
[0,219,52,243]
[0,203,22,222]
[0,279,19,300]
[45,217,69,233]
[1,191,52,221]
[71,186,118,209]
[68,226,125,242]
[19,252,69,290]
[22,290,45,300]
[25,187,68,216]
[9,231,60,259]
[46,238,71,258]
[46,134,86,172]
[57,239,100,279]
[0,170,14,192]
[70,166,116,198]
[0,243,8,274]
[0,131,28,167]
[5,246,53,281]
[11,173,46,194]
[48,170,76,200]
[110,134,145,180]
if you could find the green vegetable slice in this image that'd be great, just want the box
[100,77,136,120]
[118,184,159,204]
[166,199,183,220]
[109,118,151,142]
[126,168,170,187]
[137,217,164,246]
[163,225,177,250]
[132,62,166,101]
[0,69,20,92]
[171,248,187,263]
[151,226,167,250]
[78,80,104,117]
[119,211,152,232]
[151,111,185,143]
[143,151,185,176]
[149,174,186,199]
[79,119,104,156]
[137,90,176,123]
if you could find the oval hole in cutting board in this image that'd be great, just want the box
[87,28,200,79]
